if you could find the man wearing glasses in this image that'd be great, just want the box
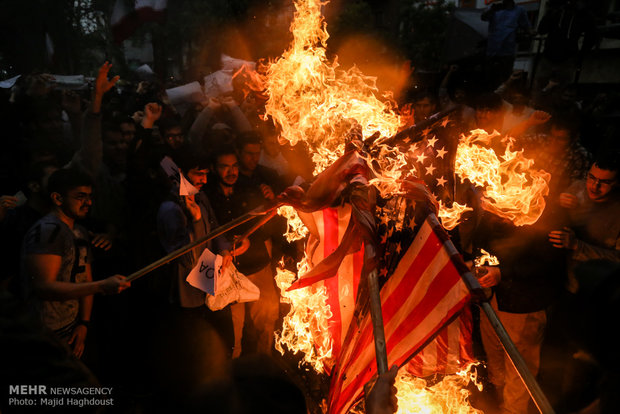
[549,152,620,292]
[22,168,130,358]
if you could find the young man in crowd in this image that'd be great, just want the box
[206,144,279,359]
[156,149,231,309]
[549,151,620,292]
[22,168,130,358]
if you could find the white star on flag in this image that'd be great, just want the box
[436,146,448,159]
[416,152,427,164]
[425,164,436,175]
[440,118,451,128]
[426,136,438,148]
[422,127,432,137]
[436,176,447,186]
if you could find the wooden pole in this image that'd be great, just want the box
[479,301,556,414]
[126,207,271,283]
[367,267,389,375]
[425,213,555,414]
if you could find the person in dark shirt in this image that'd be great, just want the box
[474,198,567,414]
[206,144,279,359]
[22,168,130,358]
[235,131,283,205]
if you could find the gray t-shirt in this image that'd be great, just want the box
[23,213,91,332]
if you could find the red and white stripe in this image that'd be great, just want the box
[308,205,364,369]
[328,215,473,414]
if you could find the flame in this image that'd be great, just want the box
[277,205,309,242]
[393,363,483,414]
[455,130,550,226]
[274,258,334,373]
[265,0,410,370]
[438,201,473,231]
[262,0,402,177]
[475,248,500,267]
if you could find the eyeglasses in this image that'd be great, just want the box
[587,173,616,187]
[69,193,93,202]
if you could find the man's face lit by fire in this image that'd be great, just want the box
[548,126,572,154]
[475,107,504,132]
[239,143,261,174]
[186,168,208,191]
[413,97,436,122]
[215,154,239,187]
[586,164,617,203]
[54,186,93,220]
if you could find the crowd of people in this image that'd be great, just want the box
[1,2,620,413]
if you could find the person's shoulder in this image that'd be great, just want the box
[23,214,70,253]
[27,214,68,235]
[157,199,183,219]
[257,164,279,178]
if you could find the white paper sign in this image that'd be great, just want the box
[0,75,21,89]
[135,64,154,76]
[50,75,88,90]
[160,156,198,196]
[186,249,260,310]
[165,81,203,105]
[179,172,199,196]
[221,54,256,72]
[205,262,260,311]
[203,70,233,98]
[186,248,218,296]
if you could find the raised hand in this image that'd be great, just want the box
[95,61,120,96]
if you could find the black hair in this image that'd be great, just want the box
[47,167,93,197]
[102,119,123,136]
[158,115,183,137]
[236,130,263,151]
[593,150,620,173]
[472,92,503,111]
[21,161,58,197]
[173,147,210,172]
[210,143,238,167]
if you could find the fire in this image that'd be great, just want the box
[265,0,410,371]
[393,363,483,414]
[455,129,550,226]
[438,201,473,231]
[475,248,500,267]
[277,205,309,242]
[262,0,402,176]
[274,258,334,373]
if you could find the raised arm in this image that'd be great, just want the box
[68,62,119,176]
